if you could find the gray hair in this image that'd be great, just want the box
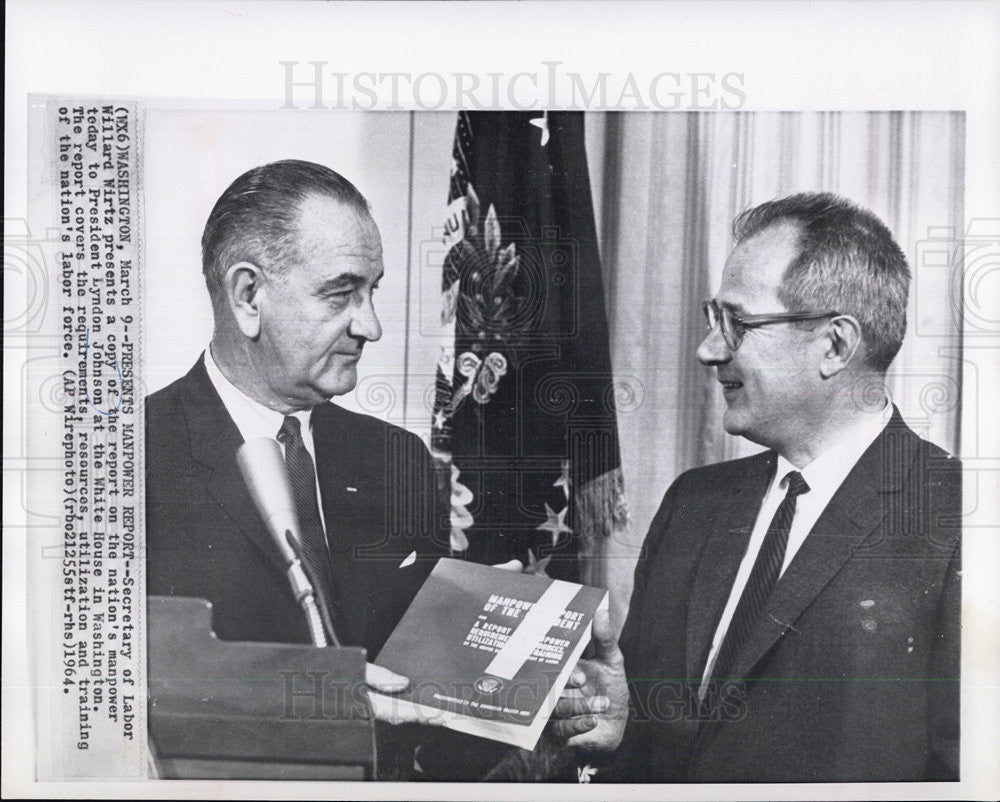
[201,159,370,301]
[734,192,910,372]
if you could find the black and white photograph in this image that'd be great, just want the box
[4,2,999,800]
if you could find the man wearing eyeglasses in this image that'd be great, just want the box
[552,192,961,782]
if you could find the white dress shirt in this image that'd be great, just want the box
[204,346,329,534]
[699,400,893,694]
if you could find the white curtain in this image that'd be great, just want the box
[585,112,965,631]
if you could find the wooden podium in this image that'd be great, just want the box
[147,596,375,780]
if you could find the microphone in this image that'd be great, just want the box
[236,437,338,647]
[236,438,299,564]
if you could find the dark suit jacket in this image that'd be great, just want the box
[146,356,450,656]
[612,410,961,782]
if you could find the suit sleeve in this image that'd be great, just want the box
[599,471,686,782]
[921,450,962,780]
[619,472,684,656]
[927,537,960,779]
[420,431,453,558]
[383,424,451,559]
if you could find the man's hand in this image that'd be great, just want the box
[365,662,409,693]
[549,609,629,752]
[365,663,447,727]
[365,560,521,725]
[492,559,525,572]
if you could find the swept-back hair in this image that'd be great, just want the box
[734,192,910,372]
[201,159,369,301]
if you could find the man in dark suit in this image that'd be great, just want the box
[552,192,961,782]
[146,160,450,707]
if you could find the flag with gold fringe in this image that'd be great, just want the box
[431,111,626,584]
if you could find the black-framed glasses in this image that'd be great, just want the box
[701,299,840,351]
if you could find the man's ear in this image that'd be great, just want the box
[819,314,863,378]
[224,262,264,339]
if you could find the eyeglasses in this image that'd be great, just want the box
[701,299,840,351]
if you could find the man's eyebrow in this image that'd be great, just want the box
[316,271,384,293]
[718,300,749,315]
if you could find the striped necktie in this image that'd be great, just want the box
[707,470,810,691]
[276,415,336,622]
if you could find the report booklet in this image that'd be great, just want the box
[369,558,609,750]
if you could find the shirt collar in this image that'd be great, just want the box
[204,346,312,442]
[773,396,893,496]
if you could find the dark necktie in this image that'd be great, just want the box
[276,415,336,622]
[708,470,811,688]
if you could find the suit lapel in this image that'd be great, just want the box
[729,410,914,682]
[310,401,351,542]
[685,452,776,681]
[180,356,289,576]
[310,401,370,641]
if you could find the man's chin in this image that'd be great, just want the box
[721,408,745,437]
[315,369,358,400]
[722,412,776,451]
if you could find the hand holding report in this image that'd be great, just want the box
[549,609,629,751]
[369,559,608,750]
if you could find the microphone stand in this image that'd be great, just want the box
[285,531,341,648]
[278,530,329,647]
[235,437,343,649]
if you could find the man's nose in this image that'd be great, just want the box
[349,294,382,342]
[696,324,731,366]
